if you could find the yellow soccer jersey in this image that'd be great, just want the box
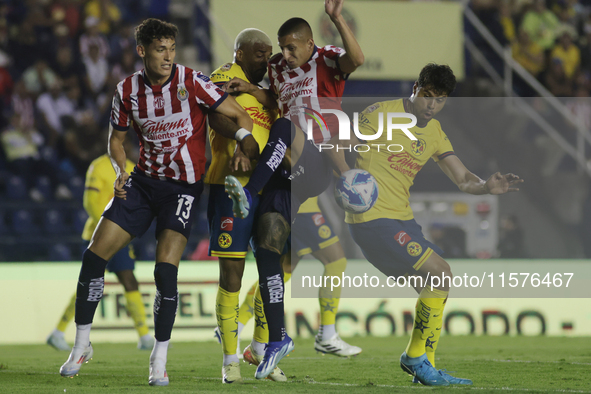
[297,196,321,213]
[205,62,278,186]
[82,154,135,240]
[345,99,454,224]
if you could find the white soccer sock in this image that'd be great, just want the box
[52,328,65,338]
[251,339,266,355]
[150,339,169,364]
[223,353,239,366]
[140,333,152,342]
[318,324,336,341]
[73,323,91,349]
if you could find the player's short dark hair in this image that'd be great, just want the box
[417,63,456,96]
[134,18,178,47]
[278,17,313,38]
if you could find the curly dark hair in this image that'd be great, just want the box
[134,18,178,47]
[417,63,456,96]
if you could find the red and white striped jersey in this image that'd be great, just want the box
[110,64,227,184]
[268,45,347,144]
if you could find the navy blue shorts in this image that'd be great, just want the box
[105,244,135,273]
[291,139,333,204]
[292,211,339,257]
[349,218,444,278]
[207,184,260,259]
[103,170,204,240]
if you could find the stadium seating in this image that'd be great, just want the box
[72,209,88,234]
[35,176,53,201]
[68,176,85,200]
[12,209,38,235]
[0,210,7,235]
[6,176,27,201]
[43,209,67,235]
[48,243,73,261]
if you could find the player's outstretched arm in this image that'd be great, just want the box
[108,123,130,200]
[225,77,278,109]
[438,155,523,195]
[209,96,258,159]
[325,0,364,74]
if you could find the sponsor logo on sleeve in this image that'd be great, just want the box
[394,231,411,246]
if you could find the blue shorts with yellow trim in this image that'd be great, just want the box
[105,244,135,273]
[292,211,339,257]
[207,184,260,258]
[348,218,443,278]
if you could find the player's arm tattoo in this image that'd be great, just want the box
[255,212,290,254]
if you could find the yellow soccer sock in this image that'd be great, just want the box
[56,293,77,332]
[426,296,447,367]
[238,281,257,326]
[252,283,268,344]
[215,287,240,355]
[283,271,292,284]
[125,290,149,337]
[405,287,448,359]
[319,258,346,325]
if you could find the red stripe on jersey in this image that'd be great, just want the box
[119,78,132,127]
[301,62,311,73]
[137,74,148,119]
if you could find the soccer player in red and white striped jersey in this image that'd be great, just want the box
[60,18,257,386]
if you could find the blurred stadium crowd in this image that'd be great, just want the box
[472,0,591,97]
[0,0,588,261]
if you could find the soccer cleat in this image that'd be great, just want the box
[213,327,242,359]
[149,359,169,386]
[47,332,70,351]
[138,335,155,350]
[314,333,362,357]
[400,352,450,386]
[222,362,243,384]
[438,369,473,385]
[255,335,294,380]
[59,343,93,377]
[243,344,287,382]
[224,175,251,219]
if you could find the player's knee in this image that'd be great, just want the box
[218,258,245,291]
[154,262,178,296]
[256,213,290,253]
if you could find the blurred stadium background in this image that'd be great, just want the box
[1,0,591,263]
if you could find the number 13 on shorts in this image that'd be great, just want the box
[176,194,194,229]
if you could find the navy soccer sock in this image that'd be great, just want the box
[75,249,108,325]
[153,262,179,342]
[255,247,286,342]
[245,118,293,197]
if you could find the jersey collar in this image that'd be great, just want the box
[142,64,177,90]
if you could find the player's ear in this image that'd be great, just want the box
[307,38,314,51]
[136,45,145,58]
[235,49,243,62]
[412,82,418,96]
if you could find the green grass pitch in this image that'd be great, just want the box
[1,336,589,393]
